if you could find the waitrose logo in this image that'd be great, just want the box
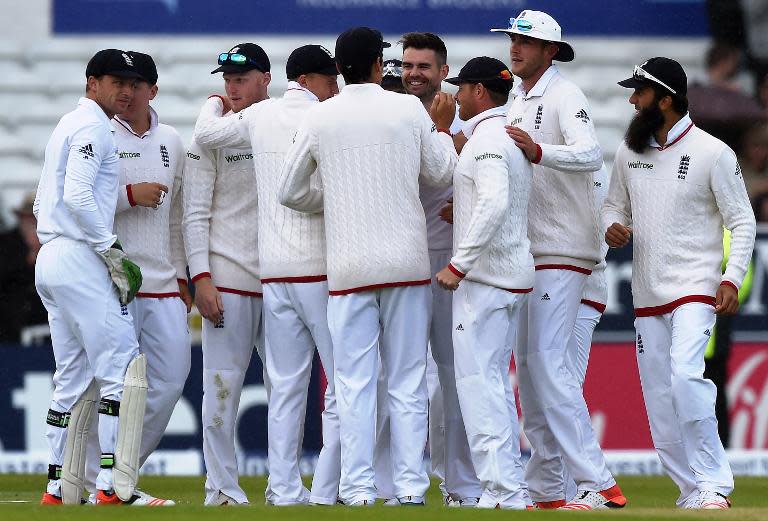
[627,160,654,169]
[225,153,253,163]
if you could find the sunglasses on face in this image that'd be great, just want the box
[633,65,677,94]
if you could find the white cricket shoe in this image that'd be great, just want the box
[398,495,425,505]
[688,491,731,509]
[382,498,400,506]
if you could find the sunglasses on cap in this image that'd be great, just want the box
[633,65,677,94]
[508,17,534,32]
[218,52,262,68]
[382,62,402,78]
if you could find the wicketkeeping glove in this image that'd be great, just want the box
[98,241,143,305]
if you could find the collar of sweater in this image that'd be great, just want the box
[339,82,382,96]
[285,81,319,102]
[649,112,693,150]
[113,106,159,138]
[462,106,507,139]
[512,64,559,100]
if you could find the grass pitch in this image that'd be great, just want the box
[0,475,766,520]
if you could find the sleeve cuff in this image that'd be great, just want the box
[532,144,543,164]
[448,263,466,279]
[191,272,211,283]
[126,184,137,207]
[720,280,739,292]
[437,128,452,136]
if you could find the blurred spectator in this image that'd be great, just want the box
[738,123,768,200]
[0,192,47,342]
[752,190,768,222]
[688,42,765,151]
[758,71,768,110]
[707,0,746,48]
[741,0,768,92]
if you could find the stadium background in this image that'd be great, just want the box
[1,0,767,478]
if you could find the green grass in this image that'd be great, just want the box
[0,475,766,520]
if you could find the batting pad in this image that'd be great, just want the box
[61,379,99,505]
[113,354,148,501]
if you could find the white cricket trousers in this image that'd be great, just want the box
[635,302,733,505]
[202,291,266,505]
[514,268,615,502]
[262,281,340,505]
[328,285,431,504]
[36,237,139,494]
[540,302,603,502]
[453,281,529,509]
[426,250,481,501]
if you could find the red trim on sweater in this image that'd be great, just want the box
[437,128,452,136]
[217,286,263,297]
[535,264,592,275]
[656,123,694,151]
[126,184,136,207]
[447,264,466,279]
[581,299,606,313]
[532,144,543,164]
[137,292,181,298]
[329,279,431,296]
[634,295,716,317]
[191,272,211,283]
[720,280,738,292]
[261,275,328,284]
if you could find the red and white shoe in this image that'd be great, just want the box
[558,485,627,510]
[96,489,175,506]
[690,491,731,509]
[535,499,566,509]
[40,492,62,505]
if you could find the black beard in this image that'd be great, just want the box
[624,103,665,154]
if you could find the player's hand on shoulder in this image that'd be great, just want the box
[505,125,538,162]
[430,92,456,131]
[194,276,224,323]
[131,182,169,209]
[605,223,632,248]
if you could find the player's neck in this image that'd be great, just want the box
[521,63,552,94]
[654,112,684,147]
[419,89,440,113]
[125,110,151,136]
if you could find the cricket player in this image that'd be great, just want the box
[110,51,191,472]
[192,44,341,506]
[399,31,481,507]
[605,57,756,509]
[183,43,270,506]
[36,48,167,506]
[279,26,457,506]
[491,10,625,510]
[436,56,532,510]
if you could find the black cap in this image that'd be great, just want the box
[618,57,687,96]
[85,49,144,80]
[445,56,514,94]
[381,59,404,90]
[286,45,338,80]
[128,51,158,85]
[335,27,391,74]
[211,43,270,75]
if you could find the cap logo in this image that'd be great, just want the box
[499,69,512,80]
[230,46,240,53]
[319,45,332,58]
[122,53,134,66]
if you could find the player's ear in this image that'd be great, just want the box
[149,84,158,100]
[263,71,272,86]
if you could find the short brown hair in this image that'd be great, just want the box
[400,32,447,66]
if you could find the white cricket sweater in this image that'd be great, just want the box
[582,165,610,311]
[602,115,756,316]
[184,108,261,295]
[448,107,534,292]
[193,84,327,283]
[112,108,187,297]
[35,97,119,252]
[507,65,603,271]
[279,82,457,294]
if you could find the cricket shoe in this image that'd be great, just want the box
[40,492,62,505]
[558,485,627,510]
[96,489,175,506]
[346,498,375,507]
[688,491,731,509]
[382,498,400,506]
[447,496,479,507]
[535,499,566,509]
[398,495,425,506]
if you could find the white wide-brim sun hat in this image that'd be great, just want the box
[491,10,575,62]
